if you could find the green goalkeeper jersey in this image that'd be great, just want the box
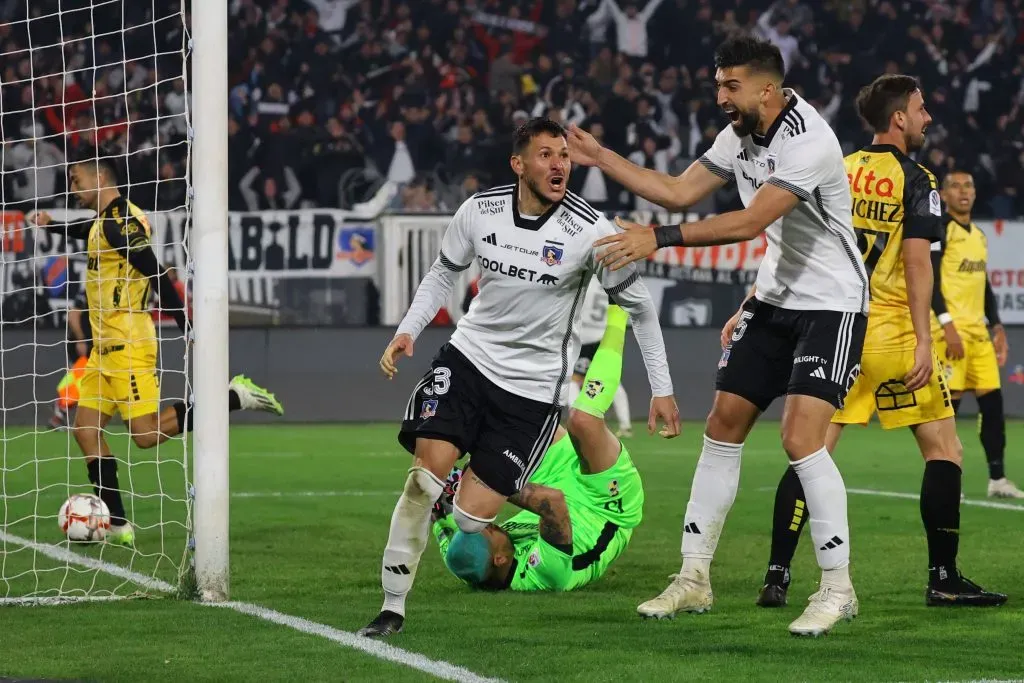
[434,434,644,592]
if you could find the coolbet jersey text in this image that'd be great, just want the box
[700,90,868,314]
[930,215,991,341]
[843,144,942,351]
[86,197,158,356]
[397,184,672,406]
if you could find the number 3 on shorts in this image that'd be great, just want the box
[431,367,451,396]
[732,310,755,343]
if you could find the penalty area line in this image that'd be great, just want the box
[0,530,503,683]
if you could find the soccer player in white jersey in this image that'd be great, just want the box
[571,278,633,437]
[358,118,680,638]
[568,34,868,636]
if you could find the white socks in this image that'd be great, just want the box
[791,447,851,579]
[380,467,445,616]
[680,435,743,577]
[612,386,631,431]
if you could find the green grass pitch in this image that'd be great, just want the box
[2,421,1023,682]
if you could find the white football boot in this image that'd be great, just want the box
[987,478,1024,499]
[637,571,713,618]
[788,583,858,637]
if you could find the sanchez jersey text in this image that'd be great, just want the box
[843,144,942,351]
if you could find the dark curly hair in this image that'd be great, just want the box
[855,74,921,133]
[713,34,784,79]
[512,117,566,155]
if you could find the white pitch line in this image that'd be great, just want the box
[0,530,502,683]
[231,490,397,499]
[212,601,505,683]
[0,529,176,593]
[846,488,1024,512]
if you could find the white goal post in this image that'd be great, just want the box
[191,0,230,603]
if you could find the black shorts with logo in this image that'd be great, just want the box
[716,298,867,411]
[399,343,562,496]
[573,342,600,376]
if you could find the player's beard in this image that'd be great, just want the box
[730,107,761,138]
[906,125,927,152]
[523,174,554,209]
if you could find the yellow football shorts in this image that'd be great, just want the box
[933,334,1001,393]
[77,345,161,420]
[833,347,954,429]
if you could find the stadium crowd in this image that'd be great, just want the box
[1,0,1022,217]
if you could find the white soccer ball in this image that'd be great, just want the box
[58,494,111,542]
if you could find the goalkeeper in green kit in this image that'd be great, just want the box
[432,305,645,591]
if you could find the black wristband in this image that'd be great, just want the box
[654,224,684,249]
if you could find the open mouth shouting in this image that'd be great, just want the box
[548,174,565,193]
[723,105,741,124]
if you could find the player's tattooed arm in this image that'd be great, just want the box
[509,484,573,554]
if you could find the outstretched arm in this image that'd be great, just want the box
[567,125,726,211]
[396,200,476,340]
[28,211,92,239]
[508,484,572,554]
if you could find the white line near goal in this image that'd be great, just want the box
[0,531,503,683]
[846,488,1024,512]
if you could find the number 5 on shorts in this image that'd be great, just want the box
[732,310,755,343]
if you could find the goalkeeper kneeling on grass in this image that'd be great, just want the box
[432,305,644,592]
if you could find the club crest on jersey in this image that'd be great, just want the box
[541,241,564,266]
[528,551,541,567]
[608,479,620,497]
[585,379,604,398]
[420,399,438,419]
[766,154,777,175]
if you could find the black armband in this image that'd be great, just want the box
[654,224,684,249]
[985,280,1002,326]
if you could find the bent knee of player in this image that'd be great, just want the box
[568,407,604,439]
[704,397,757,443]
[781,425,826,461]
[453,501,495,533]
[916,421,963,466]
[128,415,161,449]
[412,437,461,481]
[404,466,445,506]
[72,425,104,457]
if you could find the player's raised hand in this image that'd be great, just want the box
[993,324,1009,367]
[904,341,933,392]
[721,308,743,350]
[595,217,656,271]
[380,333,414,380]
[648,395,681,439]
[566,123,603,167]
[942,323,965,360]
[26,210,52,226]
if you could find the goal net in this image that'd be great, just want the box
[0,0,193,603]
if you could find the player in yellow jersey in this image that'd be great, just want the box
[930,170,1020,498]
[30,157,284,546]
[756,75,1006,608]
